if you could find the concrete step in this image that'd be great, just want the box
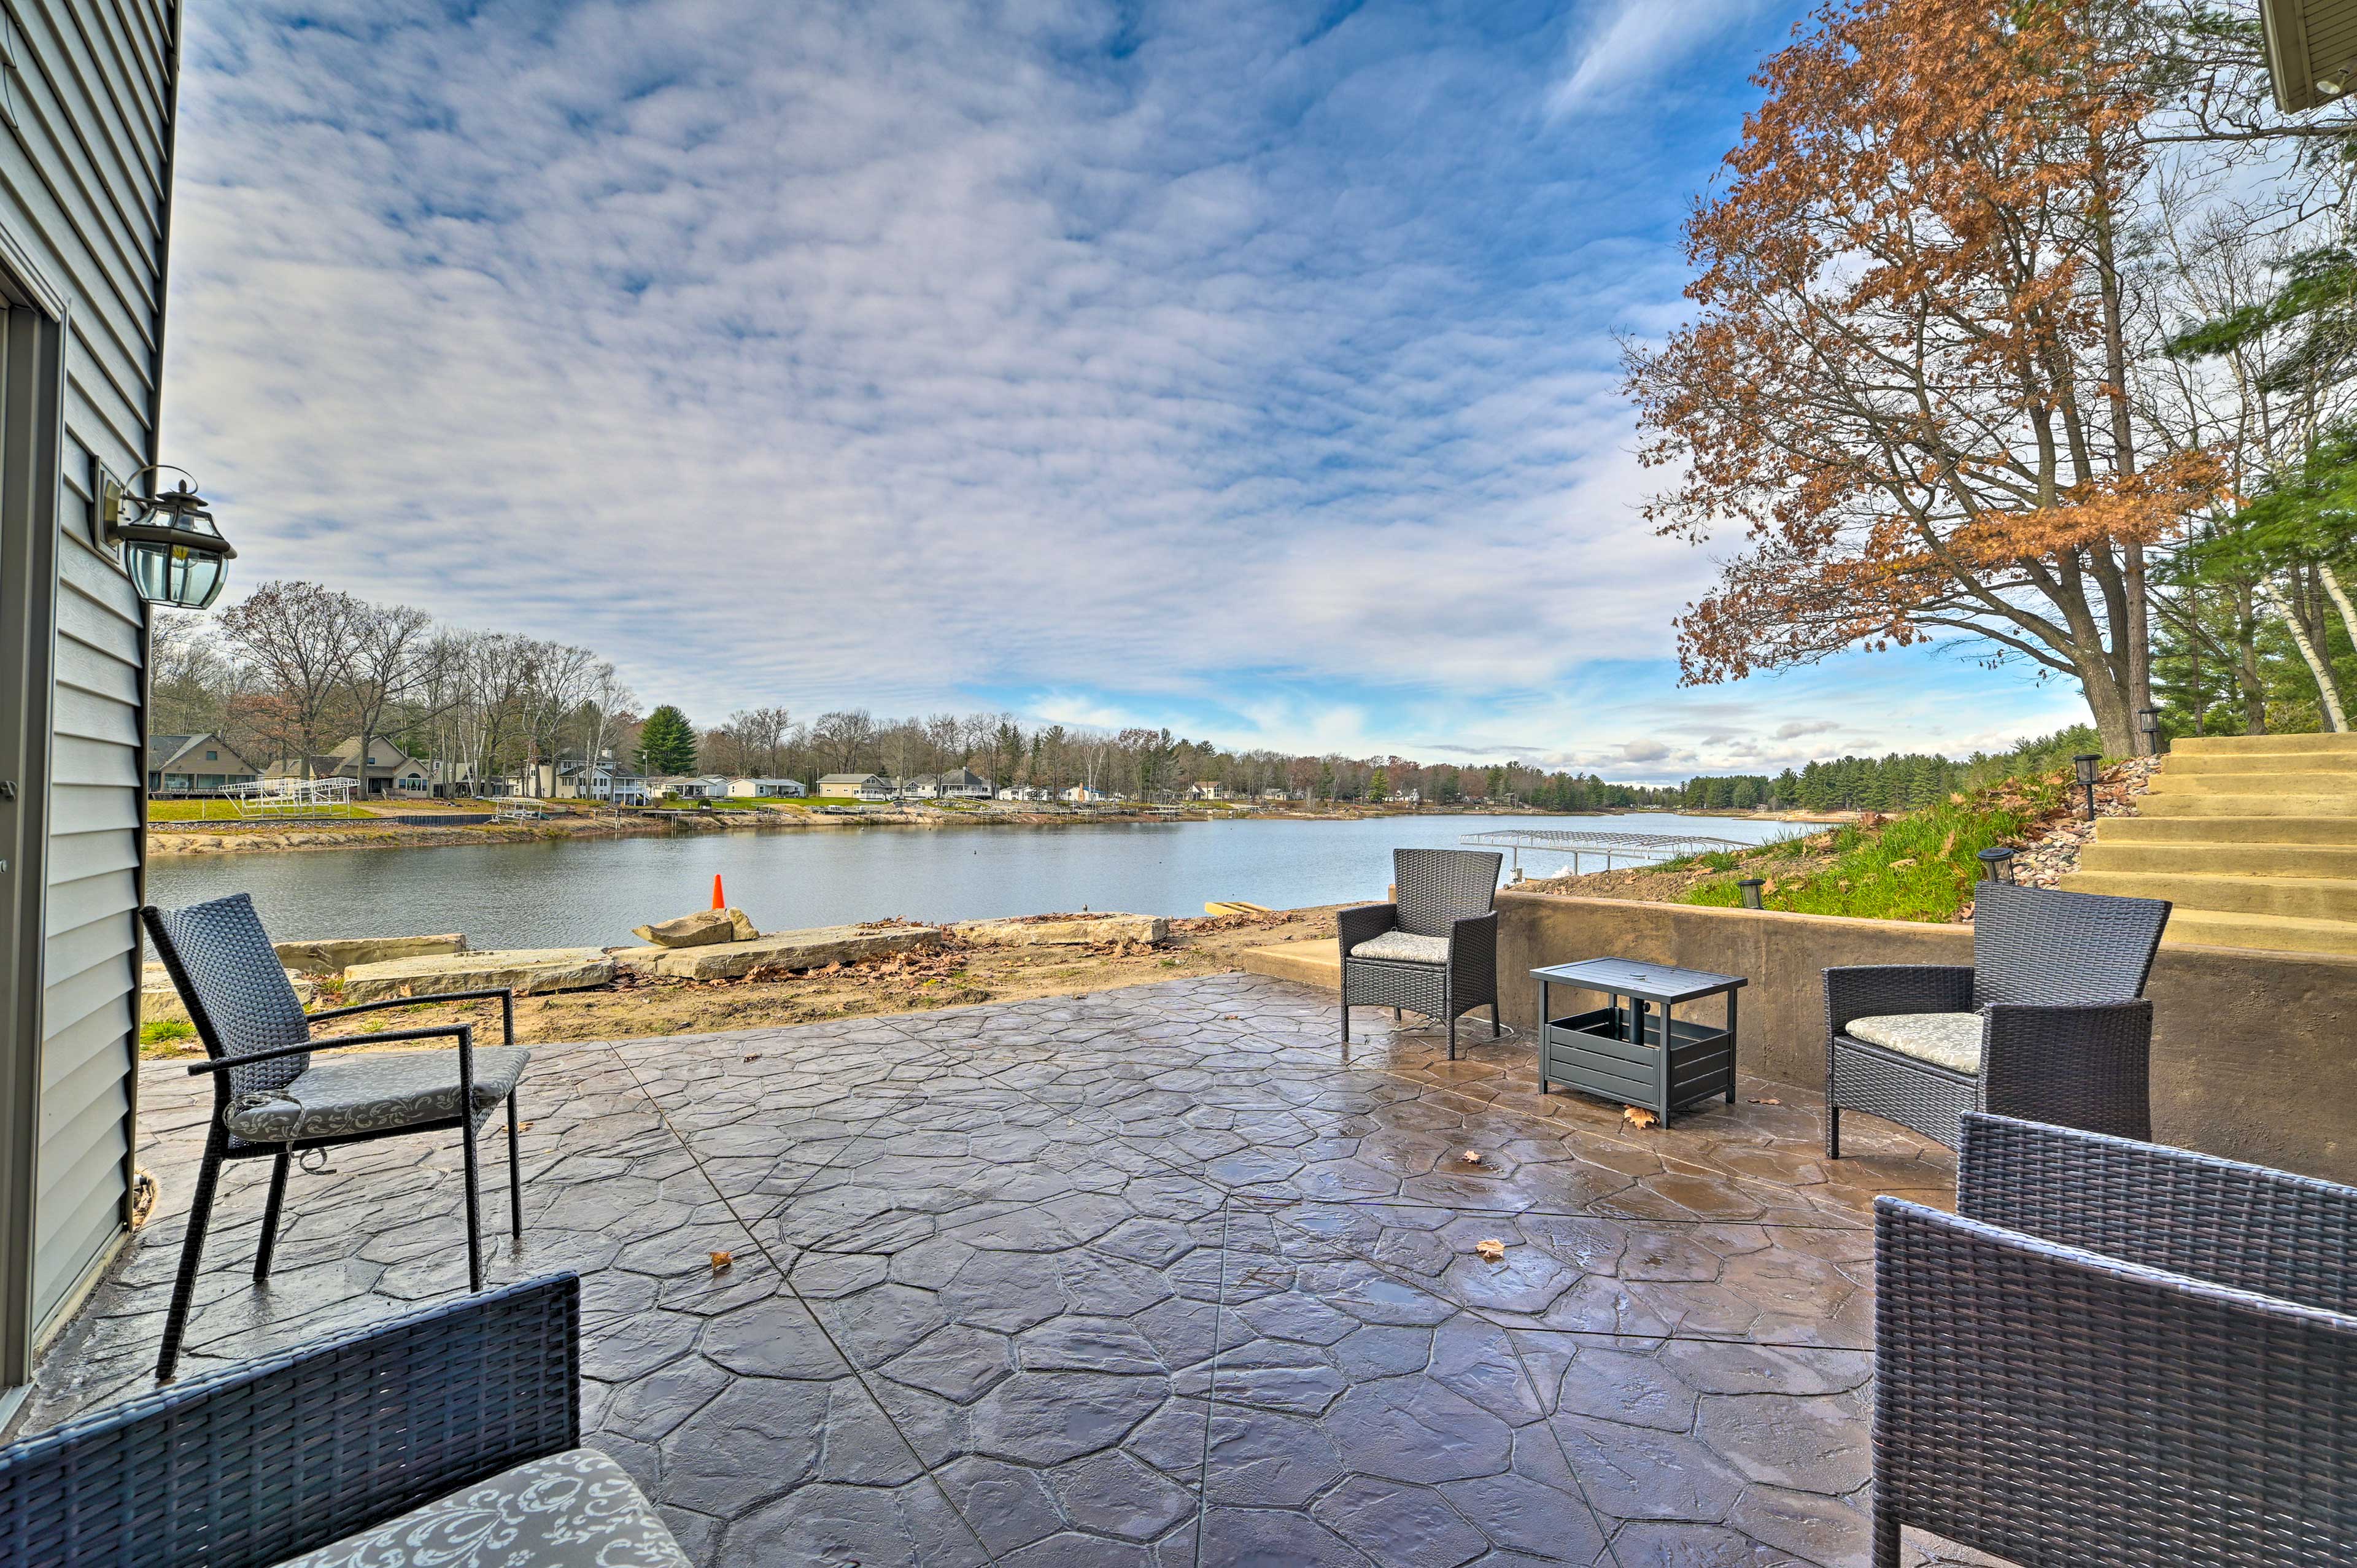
[2138,791,2357,817]
[2077,841,2357,878]
[2170,732,2357,757]
[2061,870,2357,922]
[2147,769,2357,796]
[2097,815,2357,845]
[2156,906,2357,957]
[1238,941,1340,991]
[2165,751,2357,778]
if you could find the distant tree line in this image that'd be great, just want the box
[1678,727,2107,814]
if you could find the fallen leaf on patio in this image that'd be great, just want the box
[516,1121,534,1132]
[1474,1238,1506,1262]
[130,1169,158,1229]
[709,1251,733,1273]
[1458,1149,1483,1165]
[1747,1098,1782,1106]
[743,1052,762,1062]
[1623,1106,1659,1130]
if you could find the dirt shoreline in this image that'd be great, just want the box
[147,800,1765,857]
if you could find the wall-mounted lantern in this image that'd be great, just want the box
[1977,846,2016,884]
[99,464,235,610]
[2072,753,2101,821]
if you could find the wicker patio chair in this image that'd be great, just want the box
[1823,882,2169,1156]
[1338,848,1503,1057]
[142,893,532,1380]
[0,1273,691,1567]
[1873,1113,2357,1566]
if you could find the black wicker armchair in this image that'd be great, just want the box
[143,893,533,1380]
[0,1273,690,1567]
[1824,882,2169,1155]
[1339,848,1503,1057]
[1873,1114,2357,1566]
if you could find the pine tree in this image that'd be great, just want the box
[636,705,699,776]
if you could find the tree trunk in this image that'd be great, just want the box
[2320,562,2357,654]
[2262,578,2349,731]
[2237,582,2267,733]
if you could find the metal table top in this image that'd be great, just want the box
[1533,957,1747,1005]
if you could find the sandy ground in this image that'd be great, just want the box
[144,906,1347,1057]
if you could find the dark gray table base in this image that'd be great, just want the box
[1536,960,1744,1128]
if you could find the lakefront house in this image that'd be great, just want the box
[145,733,259,795]
[726,776,803,798]
[817,772,895,800]
[263,736,458,798]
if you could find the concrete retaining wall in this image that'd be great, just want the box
[1498,891,2357,1183]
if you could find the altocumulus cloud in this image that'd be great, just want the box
[161,0,2072,773]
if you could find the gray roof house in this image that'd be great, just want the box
[0,0,188,1394]
[146,732,258,794]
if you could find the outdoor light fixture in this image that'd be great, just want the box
[1977,846,2017,884]
[1738,878,1765,910]
[2138,705,2163,754]
[2073,752,2102,820]
[99,463,235,610]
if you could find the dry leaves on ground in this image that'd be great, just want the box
[1624,1106,1659,1130]
[709,1251,733,1273]
[1474,1238,1507,1262]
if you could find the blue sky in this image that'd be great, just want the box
[162,0,2090,781]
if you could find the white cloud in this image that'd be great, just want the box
[1547,1,1770,119]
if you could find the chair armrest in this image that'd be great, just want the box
[1958,1113,2357,1315]
[187,1022,474,1075]
[0,1274,581,1567]
[1978,1000,2152,1141]
[1338,903,1398,953]
[307,987,513,1024]
[1449,911,1496,984]
[1823,964,1973,1035]
[1874,1197,2357,1565]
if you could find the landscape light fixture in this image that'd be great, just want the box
[1738,878,1765,910]
[2138,705,2162,754]
[99,464,235,610]
[2073,752,2102,821]
[1977,846,2016,884]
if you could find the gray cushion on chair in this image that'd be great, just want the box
[225,1046,531,1142]
[1350,930,1451,965]
[269,1447,688,1567]
[1844,1013,1983,1076]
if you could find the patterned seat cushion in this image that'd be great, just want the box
[1350,930,1452,965]
[226,1046,530,1143]
[1844,1013,1983,1076]
[269,1447,687,1567]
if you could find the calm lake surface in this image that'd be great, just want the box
[147,813,1803,951]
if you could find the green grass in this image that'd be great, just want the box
[150,799,374,821]
[698,795,818,810]
[1679,775,2068,922]
[139,1018,195,1056]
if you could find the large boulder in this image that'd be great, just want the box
[631,908,757,948]
[341,948,614,1003]
[956,913,1168,948]
[274,933,467,975]
[654,924,942,980]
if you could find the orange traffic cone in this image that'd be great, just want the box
[712,873,725,910]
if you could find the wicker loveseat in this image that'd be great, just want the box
[1339,848,1503,1057]
[1824,882,2169,1154]
[1874,1114,2356,1565]
[0,1275,691,1567]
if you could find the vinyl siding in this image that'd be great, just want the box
[2,0,178,1333]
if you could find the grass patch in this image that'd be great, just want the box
[150,799,375,821]
[1680,771,2072,922]
[139,1017,197,1057]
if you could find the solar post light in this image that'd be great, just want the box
[1976,846,2016,884]
[2073,753,2101,820]
[1738,878,1765,910]
[2138,705,2162,754]
[101,465,235,610]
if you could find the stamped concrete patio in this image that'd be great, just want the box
[18,974,1999,1567]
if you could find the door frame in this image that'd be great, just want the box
[0,242,71,1399]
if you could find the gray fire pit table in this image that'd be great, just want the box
[1535,957,1745,1127]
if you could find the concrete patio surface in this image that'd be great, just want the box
[15,975,2003,1566]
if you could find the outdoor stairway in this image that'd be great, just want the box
[2061,732,2357,956]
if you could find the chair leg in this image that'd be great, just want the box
[506,1091,524,1238]
[1491,1003,1501,1039]
[1871,1505,1898,1567]
[1827,1103,1841,1161]
[158,1128,226,1380]
[460,1113,484,1292]
[253,1148,292,1282]
[1340,969,1350,1042]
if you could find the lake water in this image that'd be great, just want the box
[147,813,1803,951]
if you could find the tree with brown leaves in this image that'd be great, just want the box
[1626,0,2221,755]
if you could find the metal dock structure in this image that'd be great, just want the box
[1461,827,1760,877]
